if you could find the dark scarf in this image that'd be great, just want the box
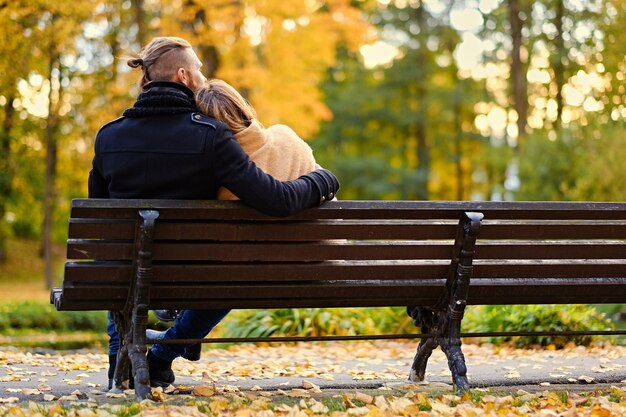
[123,81,197,118]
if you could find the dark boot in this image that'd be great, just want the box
[147,350,175,388]
[182,343,202,362]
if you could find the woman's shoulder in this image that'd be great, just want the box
[266,123,297,136]
[267,124,311,148]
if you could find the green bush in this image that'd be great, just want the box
[0,301,108,332]
[463,304,614,348]
[2,300,614,350]
[0,301,170,333]
[224,305,614,348]
[223,307,413,338]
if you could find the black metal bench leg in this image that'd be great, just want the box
[129,210,159,399]
[111,210,159,399]
[440,301,469,392]
[409,329,438,382]
[441,213,482,392]
[407,212,482,391]
[112,311,132,391]
[408,307,440,382]
[128,303,151,399]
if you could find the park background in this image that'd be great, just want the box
[0,0,625,347]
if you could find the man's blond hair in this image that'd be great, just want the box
[127,36,194,89]
[195,79,258,133]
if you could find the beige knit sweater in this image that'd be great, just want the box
[218,119,319,200]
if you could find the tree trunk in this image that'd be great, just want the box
[43,49,60,290]
[413,4,430,201]
[0,96,15,263]
[131,0,147,46]
[508,0,528,142]
[190,6,221,78]
[454,87,464,201]
[553,0,565,130]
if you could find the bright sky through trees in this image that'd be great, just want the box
[359,0,620,141]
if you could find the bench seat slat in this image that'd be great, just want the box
[64,262,451,282]
[475,242,626,259]
[69,221,135,239]
[71,199,626,221]
[480,222,626,240]
[67,241,456,261]
[69,218,626,241]
[66,240,626,261]
[57,276,626,310]
[64,260,626,283]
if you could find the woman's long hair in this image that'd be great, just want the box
[195,79,258,134]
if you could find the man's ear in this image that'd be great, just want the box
[175,68,189,85]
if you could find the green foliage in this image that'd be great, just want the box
[225,304,615,348]
[0,301,107,333]
[223,307,413,338]
[463,304,614,348]
[0,300,171,334]
[516,123,626,202]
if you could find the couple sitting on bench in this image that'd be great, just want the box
[91,36,338,389]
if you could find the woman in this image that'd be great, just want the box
[152,81,323,328]
[195,79,319,199]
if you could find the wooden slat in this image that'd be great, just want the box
[54,297,429,311]
[480,221,626,240]
[67,240,456,261]
[68,220,135,239]
[466,277,626,304]
[475,242,626,259]
[67,240,626,262]
[473,261,626,278]
[64,261,451,283]
[63,258,626,285]
[68,218,626,243]
[64,262,132,282]
[153,221,458,241]
[60,280,445,300]
[55,276,626,310]
[67,219,458,241]
[67,240,133,260]
[71,199,626,221]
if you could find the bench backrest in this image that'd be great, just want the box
[56,199,626,311]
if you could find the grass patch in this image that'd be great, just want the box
[0,237,64,301]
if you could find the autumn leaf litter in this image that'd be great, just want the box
[1,341,626,416]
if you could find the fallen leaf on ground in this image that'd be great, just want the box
[192,385,215,396]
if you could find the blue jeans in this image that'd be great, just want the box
[107,309,230,361]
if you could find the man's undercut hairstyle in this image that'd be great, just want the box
[127,36,194,89]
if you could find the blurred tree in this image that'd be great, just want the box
[36,2,94,288]
[157,0,370,138]
[0,1,40,261]
[507,0,531,141]
[314,1,482,200]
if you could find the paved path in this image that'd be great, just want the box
[1,341,625,402]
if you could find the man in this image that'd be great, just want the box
[89,36,339,388]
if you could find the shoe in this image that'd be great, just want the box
[153,310,182,322]
[146,329,202,361]
[147,350,175,388]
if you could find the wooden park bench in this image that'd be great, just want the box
[51,198,626,398]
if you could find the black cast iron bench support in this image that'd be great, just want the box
[408,211,483,391]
